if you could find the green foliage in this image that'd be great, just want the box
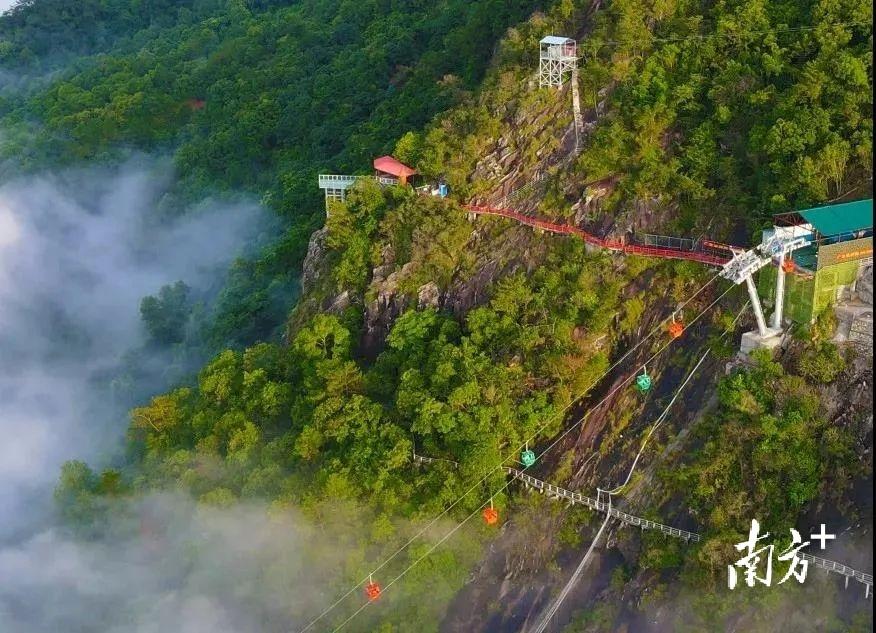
[3,0,543,211]
[325,180,388,293]
[26,0,871,626]
[668,347,857,574]
[565,601,621,632]
[55,461,98,517]
[397,0,870,244]
[798,341,846,383]
[1,0,547,362]
[0,0,220,65]
[809,304,839,343]
[203,223,310,350]
[619,295,645,336]
[140,280,191,346]
[54,460,128,532]
[380,196,475,295]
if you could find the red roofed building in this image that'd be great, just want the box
[373,155,417,186]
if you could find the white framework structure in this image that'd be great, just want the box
[317,174,364,203]
[539,36,577,88]
[720,231,811,339]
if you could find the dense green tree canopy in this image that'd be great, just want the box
[0,0,866,628]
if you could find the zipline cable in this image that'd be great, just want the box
[529,512,614,633]
[603,300,749,496]
[526,301,749,633]
[295,270,724,633]
[323,282,740,632]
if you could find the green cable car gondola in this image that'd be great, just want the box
[635,369,652,392]
[521,447,536,467]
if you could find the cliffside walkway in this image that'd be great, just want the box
[412,454,874,596]
[463,203,736,267]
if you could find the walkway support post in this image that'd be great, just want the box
[773,252,786,329]
[745,274,769,337]
[570,64,583,154]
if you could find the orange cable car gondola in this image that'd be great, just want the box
[483,499,499,526]
[365,575,381,602]
[668,318,684,339]
[781,258,795,273]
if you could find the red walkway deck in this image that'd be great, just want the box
[463,204,735,266]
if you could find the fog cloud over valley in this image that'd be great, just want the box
[0,158,264,542]
[0,492,353,632]
[0,157,373,633]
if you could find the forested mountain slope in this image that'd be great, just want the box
[0,0,872,631]
[1,0,546,350]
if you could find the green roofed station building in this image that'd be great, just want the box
[759,199,873,327]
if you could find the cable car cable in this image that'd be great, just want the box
[526,302,749,631]
[297,273,728,632]
[525,283,737,469]
[603,300,749,498]
[323,284,740,632]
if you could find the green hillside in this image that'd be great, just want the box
[1,0,871,631]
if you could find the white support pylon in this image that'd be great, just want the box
[745,274,769,337]
[720,233,811,344]
[773,252,787,329]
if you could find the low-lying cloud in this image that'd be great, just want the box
[0,158,266,542]
[0,157,417,633]
[0,493,350,633]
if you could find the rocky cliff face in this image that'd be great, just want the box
[286,224,357,339]
[361,259,413,354]
[358,216,553,355]
[438,317,874,633]
[300,226,329,293]
[287,11,871,628]
[308,79,587,354]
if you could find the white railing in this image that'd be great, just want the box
[412,454,698,541]
[317,174,363,189]
[412,453,873,593]
[503,467,700,542]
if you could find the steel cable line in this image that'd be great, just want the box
[528,512,614,633]
[329,474,523,632]
[527,302,748,633]
[601,349,711,496]
[321,282,740,633]
[516,301,748,633]
[295,271,722,633]
[527,350,707,633]
[525,282,737,470]
[603,301,749,497]
[299,16,870,632]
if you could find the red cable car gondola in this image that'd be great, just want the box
[365,576,381,601]
[668,320,684,339]
[483,499,499,526]
[782,258,795,273]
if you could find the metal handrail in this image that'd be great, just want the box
[317,174,363,187]
[464,205,733,266]
[412,453,872,591]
